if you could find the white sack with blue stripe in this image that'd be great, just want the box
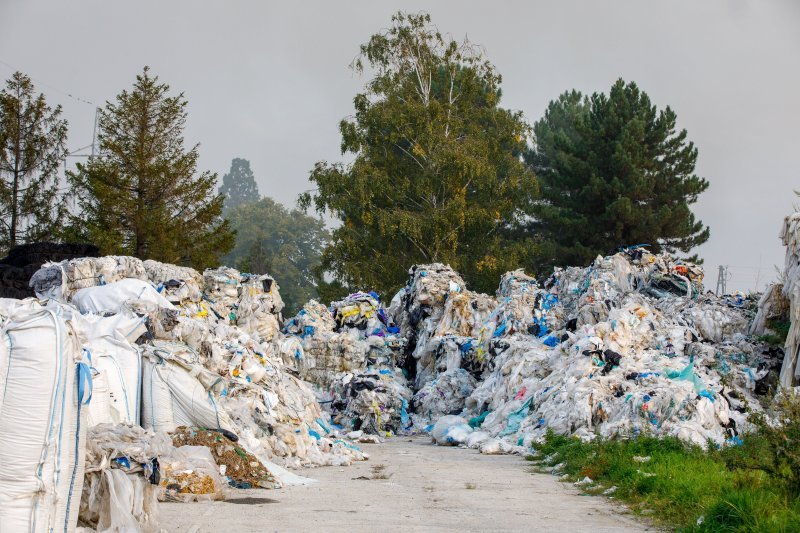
[0,300,90,533]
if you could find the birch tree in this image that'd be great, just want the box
[301,12,538,295]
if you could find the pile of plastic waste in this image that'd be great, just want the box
[282,292,412,436]
[779,212,800,388]
[389,263,497,389]
[9,256,371,532]
[328,369,413,436]
[80,424,166,530]
[387,249,781,451]
[411,369,477,425]
[278,252,776,448]
[4,237,791,531]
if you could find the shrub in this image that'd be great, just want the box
[723,390,800,495]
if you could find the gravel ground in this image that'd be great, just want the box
[159,435,649,532]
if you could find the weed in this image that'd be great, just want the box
[369,464,391,480]
[757,318,791,347]
[532,421,800,532]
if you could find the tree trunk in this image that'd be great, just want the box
[134,89,149,259]
[10,103,21,249]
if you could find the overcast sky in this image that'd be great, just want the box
[1,1,798,291]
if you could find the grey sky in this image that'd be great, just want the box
[1,1,798,291]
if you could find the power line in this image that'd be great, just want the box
[0,58,96,106]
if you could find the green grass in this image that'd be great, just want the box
[757,318,791,346]
[530,431,800,532]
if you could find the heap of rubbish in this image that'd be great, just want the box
[282,292,412,437]
[401,251,779,451]
[0,233,793,531]
[280,248,783,454]
[776,213,800,388]
[1,256,369,532]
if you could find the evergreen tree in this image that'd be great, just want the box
[0,72,69,252]
[528,79,710,270]
[300,12,537,296]
[223,196,328,314]
[68,67,233,269]
[219,157,259,212]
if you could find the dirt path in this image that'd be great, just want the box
[160,436,648,532]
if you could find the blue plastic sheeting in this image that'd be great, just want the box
[542,335,560,347]
[400,398,411,429]
[667,359,712,399]
[315,417,331,434]
[499,398,532,436]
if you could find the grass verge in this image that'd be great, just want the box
[530,431,800,532]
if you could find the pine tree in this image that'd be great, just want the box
[0,71,69,253]
[219,157,259,212]
[300,12,537,295]
[68,67,233,269]
[528,79,710,271]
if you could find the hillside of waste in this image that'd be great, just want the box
[284,248,783,453]
[0,240,790,532]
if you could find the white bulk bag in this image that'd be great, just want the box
[0,302,90,533]
[72,278,175,314]
[82,313,146,427]
[141,344,233,434]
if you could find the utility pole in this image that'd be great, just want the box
[90,107,100,160]
[64,107,100,174]
[715,265,728,296]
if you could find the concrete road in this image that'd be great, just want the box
[160,436,648,532]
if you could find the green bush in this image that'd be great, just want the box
[758,318,791,346]
[722,390,800,495]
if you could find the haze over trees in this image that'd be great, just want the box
[67,67,234,269]
[219,157,259,212]
[0,72,69,254]
[223,196,328,314]
[527,79,710,271]
[217,156,328,313]
[301,12,538,296]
